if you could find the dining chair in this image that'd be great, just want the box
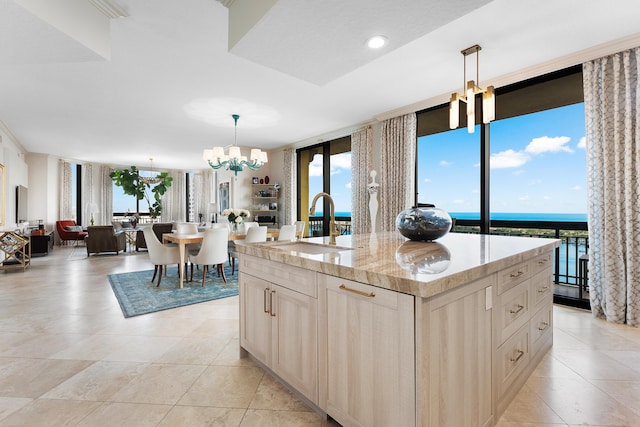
[278,224,296,242]
[295,220,306,239]
[143,227,181,287]
[175,222,201,256]
[188,227,229,286]
[230,225,267,275]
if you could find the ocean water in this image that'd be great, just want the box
[450,212,588,222]
[315,212,588,222]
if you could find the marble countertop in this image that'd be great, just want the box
[236,231,561,299]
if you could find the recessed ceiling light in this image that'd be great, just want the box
[366,35,387,49]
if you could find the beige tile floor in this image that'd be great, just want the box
[0,244,639,426]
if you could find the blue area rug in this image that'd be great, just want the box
[108,264,238,317]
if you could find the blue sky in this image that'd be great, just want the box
[417,103,587,214]
[308,153,352,214]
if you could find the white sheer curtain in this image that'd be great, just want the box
[161,171,186,222]
[584,46,640,327]
[58,160,73,220]
[193,169,215,222]
[379,113,416,232]
[351,126,373,234]
[283,148,296,226]
[100,165,113,225]
[81,163,93,227]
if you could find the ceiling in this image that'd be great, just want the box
[1,0,639,171]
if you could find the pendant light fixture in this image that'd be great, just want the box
[139,157,162,185]
[449,44,495,133]
[203,114,268,176]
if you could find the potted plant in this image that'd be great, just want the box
[110,166,173,218]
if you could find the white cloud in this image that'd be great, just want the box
[490,149,530,169]
[528,179,542,186]
[543,195,551,200]
[525,136,573,154]
[423,178,431,183]
[307,152,351,177]
[578,137,586,149]
[472,189,479,194]
[346,182,352,189]
[452,199,465,204]
[440,160,452,166]
[571,185,582,191]
[519,195,530,201]
[513,170,525,176]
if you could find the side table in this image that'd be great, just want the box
[29,231,54,256]
[0,231,31,271]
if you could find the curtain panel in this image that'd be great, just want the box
[283,148,296,226]
[161,171,186,223]
[584,46,640,327]
[58,160,73,220]
[100,165,113,226]
[380,113,417,232]
[81,163,93,227]
[351,126,373,234]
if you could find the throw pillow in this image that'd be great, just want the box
[65,225,83,232]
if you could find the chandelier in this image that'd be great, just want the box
[203,114,268,176]
[139,157,162,185]
[449,44,495,133]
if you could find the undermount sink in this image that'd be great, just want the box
[273,241,354,255]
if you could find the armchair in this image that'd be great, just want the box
[55,220,88,245]
[85,226,126,256]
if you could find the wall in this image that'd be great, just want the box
[0,123,29,231]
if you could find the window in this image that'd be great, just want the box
[416,65,585,227]
[297,136,351,237]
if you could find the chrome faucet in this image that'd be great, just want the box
[309,192,339,245]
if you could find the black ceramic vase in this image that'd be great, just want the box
[395,204,452,241]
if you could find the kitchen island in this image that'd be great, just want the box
[236,231,561,427]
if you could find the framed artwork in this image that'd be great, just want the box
[219,181,230,213]
[0,164,4,226]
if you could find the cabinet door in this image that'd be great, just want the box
[321,276,415,427]
[239,273,272,365]
[271,284,318,404]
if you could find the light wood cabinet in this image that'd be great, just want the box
[239,247,555,427]
[239,255,318,404]
[318,275,415,427]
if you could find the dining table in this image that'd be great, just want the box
[163,228,280,289]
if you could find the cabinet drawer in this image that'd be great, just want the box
[496,279,530,343]
[241,254,317,297]
[531,269,553,308]
[319,274,406,310]
[531,252,553,275]
[497,260,531,295]
[497,323,530,398]
[531,304,553,356]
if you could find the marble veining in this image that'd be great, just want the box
[236,231,561,298]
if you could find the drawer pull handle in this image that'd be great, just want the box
[537,286,549,293]
[510,271,524,278]
[269,290,276,317]
[538,322,549,331]
[510,349,525,363]
[538,259,548,265]
[510,304,524,315]
[339,284,375,298]
[264,288,270,313]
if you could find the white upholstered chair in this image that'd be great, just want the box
[278,224,296,242]
[188,227,229,286]
[143,227,181,287]
[230,226,267,275]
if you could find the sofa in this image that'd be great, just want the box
[55,220,88,245]
[85,226,126,256]
[135,222,174,251]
